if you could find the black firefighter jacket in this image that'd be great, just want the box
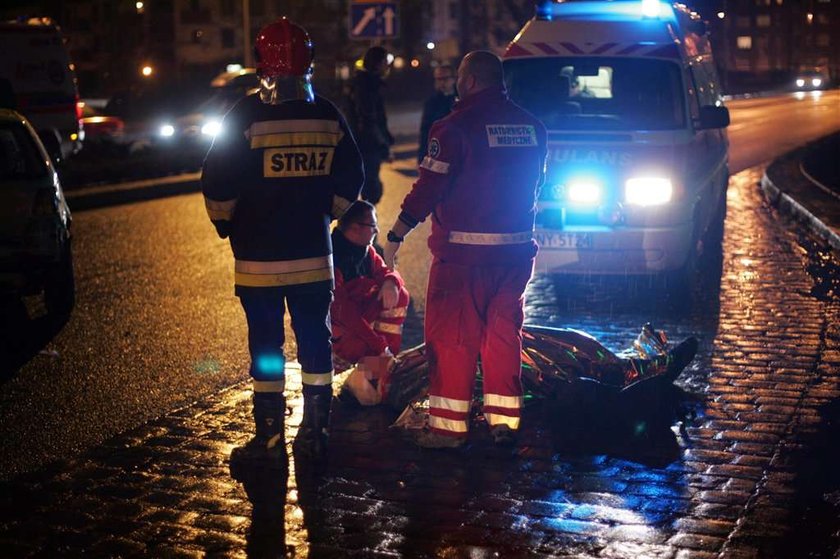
[202,93,364,293]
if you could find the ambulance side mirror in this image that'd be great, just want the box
[697,105,730,129]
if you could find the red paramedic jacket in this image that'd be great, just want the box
[398,86,547,265]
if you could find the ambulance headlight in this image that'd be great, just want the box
[201,119,222,137]
[796,79,806,88]
[812,78,822,88]
[625,177,673,206]
[159,123,175,137]
[566,178,603,206]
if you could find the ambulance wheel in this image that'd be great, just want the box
[44,242,75,317]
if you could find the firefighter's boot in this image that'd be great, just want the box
[293,392,331,462]
[230,392,288,480]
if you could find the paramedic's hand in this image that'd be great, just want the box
[383,240,400,269]
[378,279,399,309]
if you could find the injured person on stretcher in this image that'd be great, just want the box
[339,323,699,425]
[331,201,410,401]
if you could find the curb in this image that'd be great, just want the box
[64,172,201,211]
[760,171,840,255]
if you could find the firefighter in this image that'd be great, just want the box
[383,51,547,448]
[330,200,409,400]
[202,18,364,466]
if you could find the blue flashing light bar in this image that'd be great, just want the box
[535,1,676,23]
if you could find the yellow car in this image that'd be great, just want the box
[0,109,74,315]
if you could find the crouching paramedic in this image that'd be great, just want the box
[201,18,364,463]
[383,51,547,448]
[331,200,409,402]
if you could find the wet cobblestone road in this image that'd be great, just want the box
[1,167,839,558]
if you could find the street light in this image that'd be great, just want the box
[141,65,153,77]
[426,42,435,50]
[717,12,725,19]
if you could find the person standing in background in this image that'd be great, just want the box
[348,46,394,205]
[417,64,456,163]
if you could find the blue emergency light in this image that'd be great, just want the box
[535,0,675,22]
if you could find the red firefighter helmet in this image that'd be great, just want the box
[254,18,313,78]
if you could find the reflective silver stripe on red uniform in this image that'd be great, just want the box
[429,415,469,433]
[379,307,407,318]
[448,230,533,245]
[374,321,402,335]
[429,395,471,413]
[420,156,450,174]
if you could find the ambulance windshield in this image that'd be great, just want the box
[504,57,685,131]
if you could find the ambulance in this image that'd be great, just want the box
[503,0,730,279]
[0,18,83,161]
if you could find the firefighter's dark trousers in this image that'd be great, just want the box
[239,285,334,397]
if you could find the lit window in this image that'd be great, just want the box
[737,36,753,49]
[756,14,771,27]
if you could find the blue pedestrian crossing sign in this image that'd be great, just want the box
[349,1,399,39]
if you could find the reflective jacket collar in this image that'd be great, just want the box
[453,86,507,112]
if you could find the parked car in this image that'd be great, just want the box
[80,103,125,144]
[0,109,74,316]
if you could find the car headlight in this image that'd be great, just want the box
[812,78,822,88]
[201,119,222,137]
[796,78,806,88]
[625,177,673,206]
[159,124,175,137]
[566,178,603,206]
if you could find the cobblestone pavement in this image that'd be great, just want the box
[1,166,840,558]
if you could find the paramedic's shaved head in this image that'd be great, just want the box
[457,50,504,99]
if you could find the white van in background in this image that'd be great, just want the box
[0,17,83,161]
[503,0,730,282]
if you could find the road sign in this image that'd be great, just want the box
[349,1,399,40]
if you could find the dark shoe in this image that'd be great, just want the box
[490,424,517,447]
[230,439,288,481]
[414,429,465,449]
[294,393,331,462]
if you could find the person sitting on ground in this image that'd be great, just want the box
[331,200,410,401]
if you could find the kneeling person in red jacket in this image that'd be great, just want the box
[331,201,409,396]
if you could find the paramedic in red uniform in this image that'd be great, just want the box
[331,200,409,373]
[202,18,363,465]
[383,51,547,448]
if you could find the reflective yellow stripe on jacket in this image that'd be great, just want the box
[235,255,334,287]
[248,119,344,148]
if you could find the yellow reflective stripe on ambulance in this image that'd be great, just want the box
[302,370,333,386]
[484,413,520,430]
[204,197,237,221]
[429,395,470,413]
[484,393,523,410]
[429,414,469,433]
